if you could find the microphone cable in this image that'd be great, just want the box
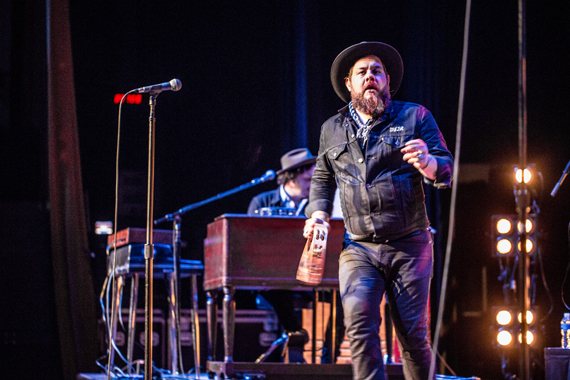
[106,90,137,380]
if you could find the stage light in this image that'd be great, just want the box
[113,93,143,104]
[513,164,536,184]
[496,218,513,234]
[496,310,513,325]
[515,168,532,184]
[518,310,534,324]
[517,238,535,255]
[518,331,535,345]
[517,218,535,234]
[491,214,537,257]
[496,239,513,256]
[497,329,513,346]
[512,164,541,215]
[95,221,113,235]
[492,307,537,349]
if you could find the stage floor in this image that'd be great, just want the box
[78,374,210,380]
[79,364,481,380]
[79,362,403,380]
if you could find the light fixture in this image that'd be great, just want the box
[513,164,536,185]
[518,310,534,324]
[518,331,534,345]
[517,238,535,255]
[492,307,537,348]
[496,310,513,325]
[95,221,113,235]
[491,214,537,257]
[497,329,513,346]
[515,167,532,184]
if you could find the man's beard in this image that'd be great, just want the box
[351,88,391,117]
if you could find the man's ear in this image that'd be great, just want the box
[345,77,352,92]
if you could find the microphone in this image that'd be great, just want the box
[132,78,182,94]
[252,170,276,184]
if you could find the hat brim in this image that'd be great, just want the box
[275,157,317,175]
[331,41,404,103]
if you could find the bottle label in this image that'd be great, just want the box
[296,224,328,286]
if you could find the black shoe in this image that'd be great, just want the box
[283,329,309,363]
[285,329,309,346]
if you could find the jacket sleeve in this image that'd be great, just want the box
[247,195,263,215]
[420,110,454,188]
[305,122,338,217]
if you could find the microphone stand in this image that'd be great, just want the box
[144,93,158,380]
[153,171,275,377]
[155,171,275,224]
[110,83,181,379]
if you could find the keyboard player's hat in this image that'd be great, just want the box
[276,148,316,175]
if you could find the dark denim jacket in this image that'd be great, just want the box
[305,100,454,242]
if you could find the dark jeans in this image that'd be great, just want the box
[339,230,433,380]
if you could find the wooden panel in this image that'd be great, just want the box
[203,214,345,290]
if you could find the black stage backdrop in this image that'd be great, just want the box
[2,1,570,379]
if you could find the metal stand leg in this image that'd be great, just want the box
[127,274,139,374]
[191,274,201,379]
[168,273,182,374]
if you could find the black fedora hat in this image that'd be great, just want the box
[330,41,404,103]
[276,148,316,175]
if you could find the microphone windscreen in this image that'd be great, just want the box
[264,170,276,181]
[170,78,182,91]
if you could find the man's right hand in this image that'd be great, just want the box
[303,211,330,240]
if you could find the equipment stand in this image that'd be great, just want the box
[144,93,158,380]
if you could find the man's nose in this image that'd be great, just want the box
[365,71,376,81]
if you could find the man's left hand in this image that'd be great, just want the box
[401,139,437,180]
[401,139,429,169]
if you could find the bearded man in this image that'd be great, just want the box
[303,42,454,380]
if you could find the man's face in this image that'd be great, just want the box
[345,55,391,116]
[295,164,315,199]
